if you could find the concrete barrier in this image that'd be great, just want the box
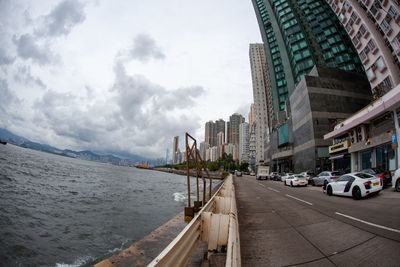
[148,175,240,267]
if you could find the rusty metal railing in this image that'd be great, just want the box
[184,132,211,221]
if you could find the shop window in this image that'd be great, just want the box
[361,150,372,170]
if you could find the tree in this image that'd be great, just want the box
[239,162,249,172]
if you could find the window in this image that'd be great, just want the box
[359,24,367,35]
[388,6,399,19]
[367,39,376,50]
[380,20,391,34]
[392,33,400,50]
[375,57,385,70]
[365,67,375,80]
[382,76,393,88]
[351,11,358,21]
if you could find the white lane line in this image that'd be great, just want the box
[268,187,280,193]
[258,183,266,187]
[335,212,400,233]
[285,194,313,205]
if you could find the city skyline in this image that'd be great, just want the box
[0,0,261,158]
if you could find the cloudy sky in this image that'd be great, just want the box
[0,0,261,158]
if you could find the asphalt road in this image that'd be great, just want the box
[234,175,400,267]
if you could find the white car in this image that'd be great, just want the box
[392,168,400,192]
[285,174,308,187]
[326,172,383,200]
[280,173,293,182]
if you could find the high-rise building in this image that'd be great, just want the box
[165,148,170,164]
[239,122,250,163]
[249,123,257,169]
[325,0,400,92]
[205,121,217,147]
[216,119,226,141]
[250,43,273,164]
[251,0,365,115]
[199,141,210,161]
[249,103,256,134]
[228,113,245,145]
[172,136,179,164]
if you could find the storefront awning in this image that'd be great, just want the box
[329,153,346,160]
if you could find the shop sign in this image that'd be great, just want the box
[329,140,350,153]
[391,134,397,143]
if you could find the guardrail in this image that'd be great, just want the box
[147,175,240,267]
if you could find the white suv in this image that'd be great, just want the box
[392,169,400,192]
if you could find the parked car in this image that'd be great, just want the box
[312,171,342,188]
[280,173,293,182]
[285,174,308,187]
[299,170,315,184]
[392,168,400,192]
[270,172,280,181]
[236,171,242,177]
[250,172,256,176]
[326,172,383,200]
[360,168,391,186]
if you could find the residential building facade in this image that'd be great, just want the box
[228,113,245,145]
[205,121,217,147]
[239,122,250,163]
[325,0,400,93]
[172,136,179,164]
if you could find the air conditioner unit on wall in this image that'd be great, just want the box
[350,129,356,144]
[356,125,367,142]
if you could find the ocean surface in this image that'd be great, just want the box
[0,144,202,267]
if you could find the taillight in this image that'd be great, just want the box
[378,174,384,178]
[294,179,298,182]
[330,177,335,180]
[364,181,371,189]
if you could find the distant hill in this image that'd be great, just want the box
[0,128,156,166]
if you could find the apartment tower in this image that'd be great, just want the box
[325,0,400,92]
[251,0,365,115]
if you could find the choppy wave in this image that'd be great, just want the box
[0,144,197,267]
[173,192,186,202]
[55,255,94,267]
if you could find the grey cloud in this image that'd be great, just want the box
[0,79,22,124]
[0,46,16,66]
[14,65,46,89]
[35,0,86,37]
[12,34,56,65]
[129,34,166,62]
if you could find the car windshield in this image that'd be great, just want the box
[354,173,374,179]
[361,169,376,175]
[296,175,305,178]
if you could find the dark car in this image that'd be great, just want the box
[361,168,391,186]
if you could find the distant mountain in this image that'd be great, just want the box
[0,128,155,166]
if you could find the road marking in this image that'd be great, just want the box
[258,183,265,187]
[268,187,280,193]
[285,194,313,205]
[335,212,400,233]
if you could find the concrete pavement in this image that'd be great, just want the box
[234,176,400,267]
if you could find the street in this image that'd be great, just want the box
[234,175,400,267]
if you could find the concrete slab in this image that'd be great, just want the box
[240,227,325,266]
[293,258,336,267]
[330,236,400,267]
[297,219,375,256]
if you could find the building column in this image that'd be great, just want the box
[393,110,400,169]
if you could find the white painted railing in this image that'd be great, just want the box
[148,175,240,267]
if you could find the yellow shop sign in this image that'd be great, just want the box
[329,140,350,153]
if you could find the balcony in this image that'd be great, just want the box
[349,28,354,35]
[374,10,382,20]
[347,5,352,13]
[363,0,370,5]
[372,46,379,54]
[363,30,370,38]
[382,0,388,7]
[355,17,361,24]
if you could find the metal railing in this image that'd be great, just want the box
[147,175,241,267]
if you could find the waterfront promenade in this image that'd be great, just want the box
[234,175,400,266]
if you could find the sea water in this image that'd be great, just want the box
[0,144,201,267]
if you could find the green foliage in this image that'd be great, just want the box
[239,162,249,172]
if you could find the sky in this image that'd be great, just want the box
[0,0,262,158]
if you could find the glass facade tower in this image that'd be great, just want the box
[252,0,365,115]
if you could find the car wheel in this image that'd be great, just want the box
[352,186,362,200]
[290,182,293,187]
[327,186,333,196]
[311,180,315,186]
[396,179,400,192]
